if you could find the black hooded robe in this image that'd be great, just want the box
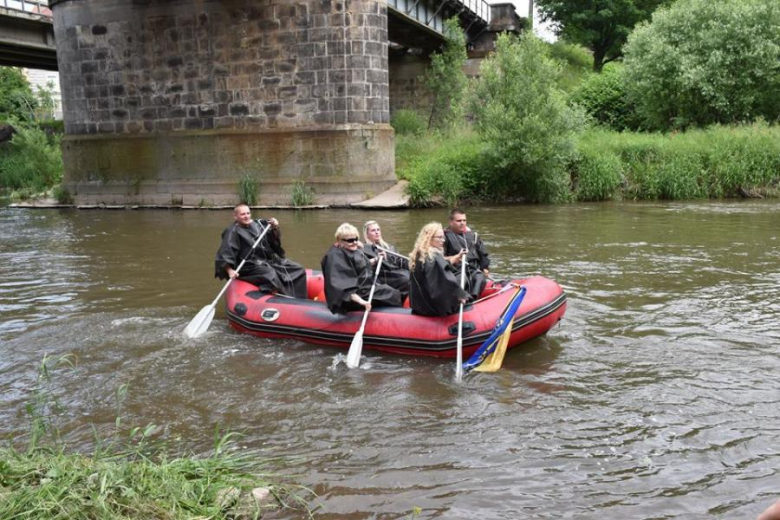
[443,228,490,300]
[214,219,308,299]
[320,245,402,315]
[363,243,410,301]
[409,252,470,317]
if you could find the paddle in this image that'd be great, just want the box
[455,251,467,381]
[345,256,384,368]
[375,246,410,262]
[184,221,272,339]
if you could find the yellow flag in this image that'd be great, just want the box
[473,316,514,373]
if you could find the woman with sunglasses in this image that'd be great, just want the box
[408,222,469,316]
[321,223,402,315]
[362,220,410,302]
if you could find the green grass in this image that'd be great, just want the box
[397,122,780,205]
[1,355,313,519]
[547,41,593,93]
[576,123,780,200]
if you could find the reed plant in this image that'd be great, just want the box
[237,173,259,206]
[0,355,312,519]
[290,179,315,207]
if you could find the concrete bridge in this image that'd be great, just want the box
[10,0,525,206]
[0,0,56,70]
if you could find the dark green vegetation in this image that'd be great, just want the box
[535,0,672,72]
[0,67,64,201]
[1,355,311,519]
[396,1,780,206]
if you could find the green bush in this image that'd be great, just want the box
[391,109,426,136]
[623,0,780,130]
[470,33,585,203]
[0,67,36,121]
[0,124,63,196]
[424,18,468,131]
[404,129,489,206]
[571,65,641,131]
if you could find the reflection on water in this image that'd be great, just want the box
[1,201,779,518]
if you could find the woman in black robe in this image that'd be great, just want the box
[409,222,470,317]
[321,223,402,315]
[362,220,410,301]
[214,205,308,299]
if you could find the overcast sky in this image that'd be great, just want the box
[509,0,557,42]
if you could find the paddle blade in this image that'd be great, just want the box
[184,305,215,339]
[474,317,513,372]
[346,331,364,368]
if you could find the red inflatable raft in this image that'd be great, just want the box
[225,271,566,358]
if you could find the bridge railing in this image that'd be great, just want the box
[1,0,52,16]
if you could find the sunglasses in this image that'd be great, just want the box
[341,237,359,243]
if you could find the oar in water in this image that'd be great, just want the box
[455,253,467,381]
[346,256,384,368]
[184,221,272,339]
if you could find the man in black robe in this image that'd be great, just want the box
[321,224,402,315]
[443,208,490,301]
[214,204,307,299]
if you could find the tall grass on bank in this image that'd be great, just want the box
[575,123,780,201]
[397,127,491,206]
[0,355,312,519]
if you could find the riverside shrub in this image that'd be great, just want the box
[623,0,780,130]
[470,33,585,203]
[0,124,63,196]
[571,65,641,131]
[404,129,488,206]
[391,109,426,136]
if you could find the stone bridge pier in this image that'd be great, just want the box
[51,0,396,206]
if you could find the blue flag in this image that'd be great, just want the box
[462,286,527,373]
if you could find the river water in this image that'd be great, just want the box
[1,202,779,519]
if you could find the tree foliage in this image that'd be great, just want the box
[536,0,671,72]
[623,0,780,130]
[0,67,37,122]
[423,18,468,131]
[469,33,585,203]
[571,65,641,130]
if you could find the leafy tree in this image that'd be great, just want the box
[536,0,671,72]
[469,33,585,203]
[0,67,36,122]
[424,18,468,131]
[623,0,780,130]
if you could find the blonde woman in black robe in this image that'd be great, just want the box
[321,223,402,315]
[409,222,469,317]
[362,220,410,301]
